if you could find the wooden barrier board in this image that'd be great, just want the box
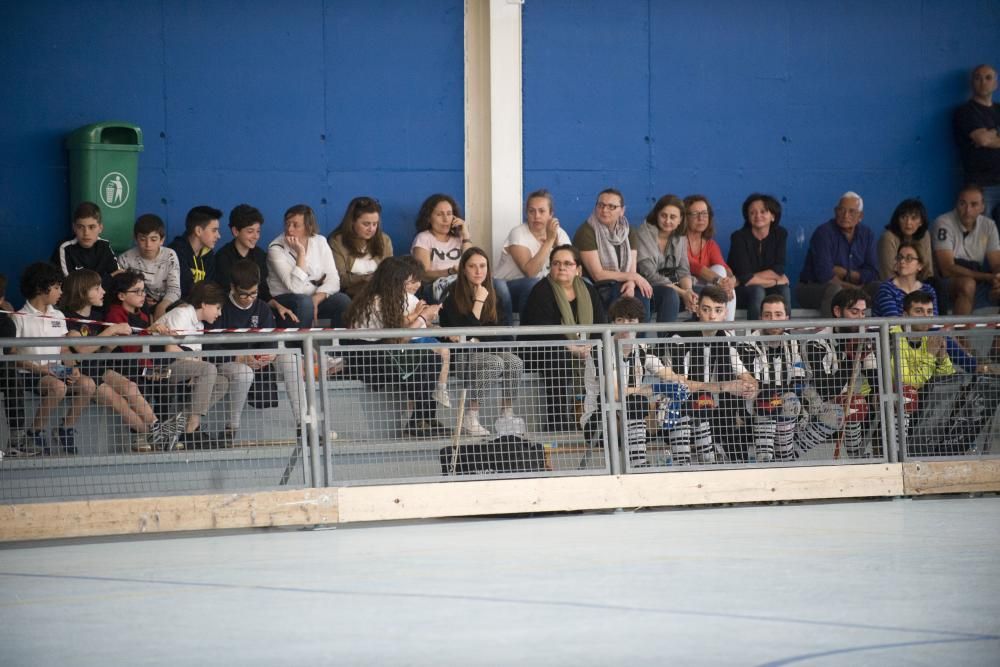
[902,459,1000,495]
[0,488,337,542]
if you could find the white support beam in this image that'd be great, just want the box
[464,0,523,261]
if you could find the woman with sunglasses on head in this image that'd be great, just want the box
[267,204,351,328]
[872,241,939,317]
[683,194,737,321]
[521,244,608,432]
[440,247,525,437]
[878,199,935,282]
[328,196,394,299]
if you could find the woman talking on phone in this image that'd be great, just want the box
[411,193,513,323]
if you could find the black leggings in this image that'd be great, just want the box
[342,345,441,422]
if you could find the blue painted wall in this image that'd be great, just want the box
[523,0,1000,293]
[0,0,464,300]
[1,0,998,304]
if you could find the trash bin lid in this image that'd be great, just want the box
[66,122,143,151]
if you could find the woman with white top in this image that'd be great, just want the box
[411,193,514,324]
[267,204,351,328]
[493,189,572,317]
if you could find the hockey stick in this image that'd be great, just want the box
[448,388,469,475]
[834,340,867,460]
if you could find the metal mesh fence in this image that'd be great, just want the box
[1,315,997,504]
[0,345,306,502]
[894,325,1000,459]
[317,338,611,485]
[619,326,888,472]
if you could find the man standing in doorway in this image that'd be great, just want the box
[954,64,1000,221]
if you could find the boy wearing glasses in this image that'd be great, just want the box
[799,288,879,458]
[208,259,304,441]
[118,214,182,321]
[214,204,298,326]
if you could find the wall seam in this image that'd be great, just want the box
[645,0,653,205]
[159,0,170,220]
[321,0,331,225]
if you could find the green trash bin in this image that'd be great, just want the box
[66,122,144,253]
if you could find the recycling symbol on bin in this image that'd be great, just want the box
[99,171,130,209]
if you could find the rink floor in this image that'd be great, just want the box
[1,496,998,666]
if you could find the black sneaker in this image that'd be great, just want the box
[406,419,450,439]
[214,428,236,449]
[53,427,76,455]
[178,430,215,450]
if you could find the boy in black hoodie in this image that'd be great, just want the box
[169,205,221,299]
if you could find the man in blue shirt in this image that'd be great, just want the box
[796,192,880,316]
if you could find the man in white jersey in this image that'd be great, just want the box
[932,184,1000,314]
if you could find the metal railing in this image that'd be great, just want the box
[0,314,996,503]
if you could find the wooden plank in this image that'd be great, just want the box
[902,460,1000,495]
[337,464,904,523]
[0,488,337,543]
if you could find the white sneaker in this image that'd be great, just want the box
[432,383,452,408]
[494,414,526,437]
[462,410,490,437]
[326,356,345,376]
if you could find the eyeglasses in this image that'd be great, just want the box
[125,288,146,295]
[835,207,862,218]
[687,211,710,220]
[895,255,920,263]
[551,260,577,268]
[596,202,621,211]
[235,289,259,299]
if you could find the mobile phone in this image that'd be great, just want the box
[449,224,462,237]
[142,367,172,380]
[49,364,73,379]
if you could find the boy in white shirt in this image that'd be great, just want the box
[10,262,96,456]
[117,214,182,321]
[152,282,234,449]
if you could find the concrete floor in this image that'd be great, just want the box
[1,497,998,666]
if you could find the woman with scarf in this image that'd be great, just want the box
[440,247,524,437]
[636,194,698,323]
[521,245,608,431]
[572,188,652,312]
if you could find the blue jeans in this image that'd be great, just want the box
[736,284,792,321]
[492,278,514,326]
[649,285,680,323]
[274,292,351,328]
[593,280,651,318]
[501,276,541,320]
